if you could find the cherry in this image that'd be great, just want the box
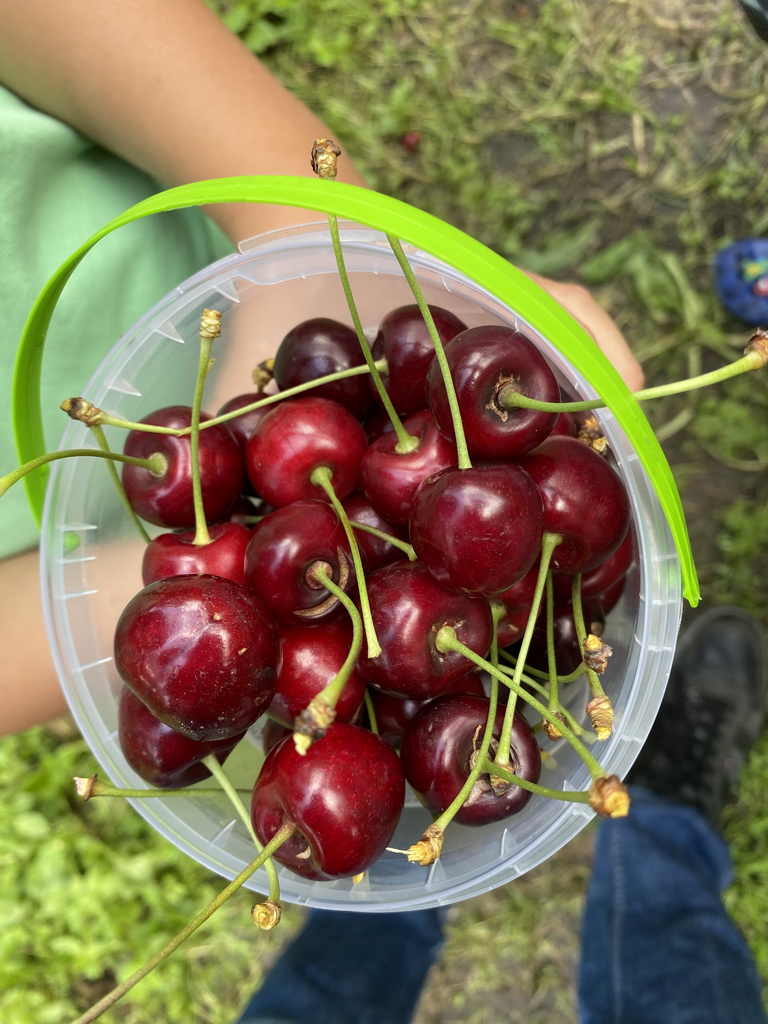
[516,435,631,573]
[215,392,274,451]
[268,619,366,728]
[250,722,405,880]
[273,317,372,420]
[243,498,355,623]
[342,491,408,572]
[400,693,541,826]
[359,409,458,524]
[370,303,467,415]
[357,560,494,700]
[409,462,543,596]
[551,527,635,602]
[117,686,244,788]
[114,574,278,741]
[245,397,368,508]
[426,325,560,458]
[121,405,244,528]
[141,521,252,587]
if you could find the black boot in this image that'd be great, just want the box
[628,606,768,826]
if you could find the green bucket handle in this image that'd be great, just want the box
[11,175,698,605]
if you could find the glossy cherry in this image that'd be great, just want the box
[121,405,244,528]
[216,392,274,451]
[117,686,244,788]
[268,619,367,727]
[400,693,541,825]
[141,521,251,587]
[370,303,467,415]
[243,498,355,623]
[273,317,372,420]
[245,397,367,508]
[357,560,494,700]
[516,435,631,573]
[409,462,543,596]
[114,574,278,741]
[250,722,405,880]
[359,409,458,524]
[426,325,560,458]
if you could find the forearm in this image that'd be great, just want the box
[0,0,368,244]
[0,549,68,736]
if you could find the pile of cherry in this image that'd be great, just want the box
[112,305,634,883]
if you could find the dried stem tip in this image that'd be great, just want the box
[543,713,568,741]
[745,328,768,368]
[311,138,342,179]
[406,823,444,866]
[253,358,274,390]
[589,775,630,817]
[74,774,98,800]
[251,899,283,931]
[293,696,336,755]
[199,308,222,340]
[577,415,608,454]
[61,397,103,426]
[583,634,614,675]
[586,694,614,740]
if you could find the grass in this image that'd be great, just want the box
[2,0,768,1021]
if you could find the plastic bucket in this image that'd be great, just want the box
[39,220,682,910]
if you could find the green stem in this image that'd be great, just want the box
[89,425,151,543]
[494,533,562,771]
[68,823,295,1024]
[202,754,280,903]
[435,625,606,779]
[306,570,364,710]
[363,688,379,735]
[190,320,216,546]
[477,759,591,803]
[545,570,560,715]
[327,214,418,453]
[385,234,472,470]
[75,778,252,799]
[498,350,764,414]
[571,574,605,700]
[310,465,381,658]
[0,449,164,500]
[349,519,416,560]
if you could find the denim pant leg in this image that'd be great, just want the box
[578,786,767,1024]
[236,907,446,1024]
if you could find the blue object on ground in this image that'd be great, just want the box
[713,238,768,325]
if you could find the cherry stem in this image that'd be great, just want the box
[89,425,151,543]
[385,234,472,470]
[494,532,563,772]
[545,571,561,714]
[477,759,591,803]
[326,213,418,454]
[0,448,164,500]
[67,822,295,1024]
[492,662,586,736]
[310,465,381,659]
[434,625,607,780]
[498,349,765,414]
[74,776,252,799]
[86,361,386,436]
[499,647,586,685]
[190,310,221,546]
[201,754,281,903]
[349,519,416,560]
[362,689,379,735]
[304,569,363,712]
[570,574,605,701]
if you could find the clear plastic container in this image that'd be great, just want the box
[40,222,682,910]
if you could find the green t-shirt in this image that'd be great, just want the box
[0,86,232,559]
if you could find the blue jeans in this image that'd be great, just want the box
[238,789,766,1023]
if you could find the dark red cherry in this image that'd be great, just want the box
[117,686,244,788]
[357,560,494,700]
[360,409,458,524]
[250,722,405,880]
[243,498,355,623]
[409,463,543,596]
[216,392,274,451]
[516,435,631,573]
[273,317,372,419]
[268,619,367,728]
[426,325,560,458]
[342,491,408,572]
[121,406,244,528]
[245,397,367,508]
[370,303,467,415]
[141,521,251,587]
[400,693,541,825]
[114,574,278,741]
[551,527,635,602]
